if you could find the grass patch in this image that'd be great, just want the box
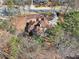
[0,19,16,34]
[33,35,44,44]
[39,12,52,16]
[9,36,21,59]
[62,11,79,36]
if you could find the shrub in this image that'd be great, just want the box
[33,35,44,44]
[0,20,9,29]
[9,36,21,59]
[62,11,79,36]
[0,20,16,34]
[43,24,63,45]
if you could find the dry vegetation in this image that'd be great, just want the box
[0,11,79,59]
[0,0,79,59]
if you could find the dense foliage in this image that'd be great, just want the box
[36,11,79,44]
[63,11,79,36]
[9,36,21,59]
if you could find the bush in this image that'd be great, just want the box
[62,11,79,36]
[43,24,63,45]
[0,20,9,29]
[33,35,44,44]
[0,19,16,34]
[9,36,21,59]
[42,11,79,47]
[33,11,79,46]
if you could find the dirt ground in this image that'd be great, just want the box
[0,15,63,59]
[0,29,11,49]
[0,29,62,59]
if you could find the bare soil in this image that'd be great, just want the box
[0,15,62,59]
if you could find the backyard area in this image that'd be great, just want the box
[0,0,79,59]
